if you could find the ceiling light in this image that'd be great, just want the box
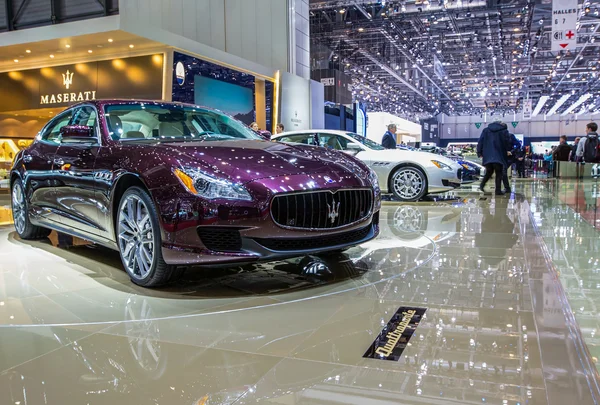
[25,49,31,53]
[88,50,93,53]
[129,44,135,48]
[531,95,549,117]
[562,94,593,115]
[339,8,346,13]
[547,94,571,115]
[108,38,114,43]
[65,44,71,48]
[49,54,55,58]
[358,27,364,32]
[13,59,18,63]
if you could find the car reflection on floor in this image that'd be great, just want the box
[5,201,468,299]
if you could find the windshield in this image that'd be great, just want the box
[345,133,385,150]
[103,103,261,142]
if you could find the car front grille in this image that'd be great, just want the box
[271,189,373,229]
[253,223,373,251]
[197,227,242,252]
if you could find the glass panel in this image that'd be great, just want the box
[41,112,73,144]
[104,103,261,142]
[276,134,317,145]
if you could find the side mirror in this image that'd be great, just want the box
[344,143,362,155]
[60,125,96,143]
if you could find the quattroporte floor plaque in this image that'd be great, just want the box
[363,306,427,361]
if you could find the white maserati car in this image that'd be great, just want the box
[272,130,463,201]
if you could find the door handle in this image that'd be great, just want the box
[22,154,32,163]
[53,158,64,166]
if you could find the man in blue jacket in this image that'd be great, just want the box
[382,124,397,149]
[477,121,511,195]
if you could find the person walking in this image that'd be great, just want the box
[477,121,511,195]
[515,144,526,178]
[569,137,581,162]
[382,124,397,149]
[576,122,599,163]
[502,133,520,193]
[552,135,572,162]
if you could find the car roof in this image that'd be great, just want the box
[68,99,222,111]
[273,129,355,138]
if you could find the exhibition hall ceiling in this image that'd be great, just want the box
[309,0,600,118]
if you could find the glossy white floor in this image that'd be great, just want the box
[0,182,599,405]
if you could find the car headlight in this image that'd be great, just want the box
[431,160,454,172]
[174,168,252,201]
[367,167,379,188]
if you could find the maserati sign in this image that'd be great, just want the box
[40,91,97,105]
[40,69,96,105]
[0,55,164,113]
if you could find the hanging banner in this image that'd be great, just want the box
[523,99,533,120]
[475,122,483,129]
[433,55,446,80]
[511,122,519,128]
[552,0,578,51]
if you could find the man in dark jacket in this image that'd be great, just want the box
[477,121,511,195]
[502,133,521,193]
[552,135,571,161]
[382,124,397,149]
[570,137,580,162]
[514,144,526,178]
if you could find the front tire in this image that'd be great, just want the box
[390,166,428,202]
[116,187,178,287]
[11,179,51,240]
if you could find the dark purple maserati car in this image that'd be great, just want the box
[10,100,380,286]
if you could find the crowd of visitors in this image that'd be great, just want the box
[477,122,598,193]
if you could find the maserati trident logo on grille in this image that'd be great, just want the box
[327,199,341,224]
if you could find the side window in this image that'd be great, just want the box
[320,134,351,151]
[41,111,73,145]
[71,106,97,128]
[277,134,317,145]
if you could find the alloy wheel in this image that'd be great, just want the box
[11,182,26,235]
[118,194,155,280]
[392,168,425,200]
[393,206,423,233]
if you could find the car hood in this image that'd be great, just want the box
[138,139,370,184]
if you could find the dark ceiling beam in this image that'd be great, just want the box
[12,0,31,27]
[4,0,14,31]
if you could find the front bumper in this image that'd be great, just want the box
[161,212,380,266]
[427,167,462,193]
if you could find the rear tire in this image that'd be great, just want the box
[11,179,51,240]
[116,186,180,287]
[389,166,428,202]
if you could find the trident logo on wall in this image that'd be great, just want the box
[62,70,74,90]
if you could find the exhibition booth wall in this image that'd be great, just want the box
[171,51,275,131]
[0,53,165,169]
[366,112,421,144]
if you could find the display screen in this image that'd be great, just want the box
[194,76,254,125]
[530,141,559,154]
